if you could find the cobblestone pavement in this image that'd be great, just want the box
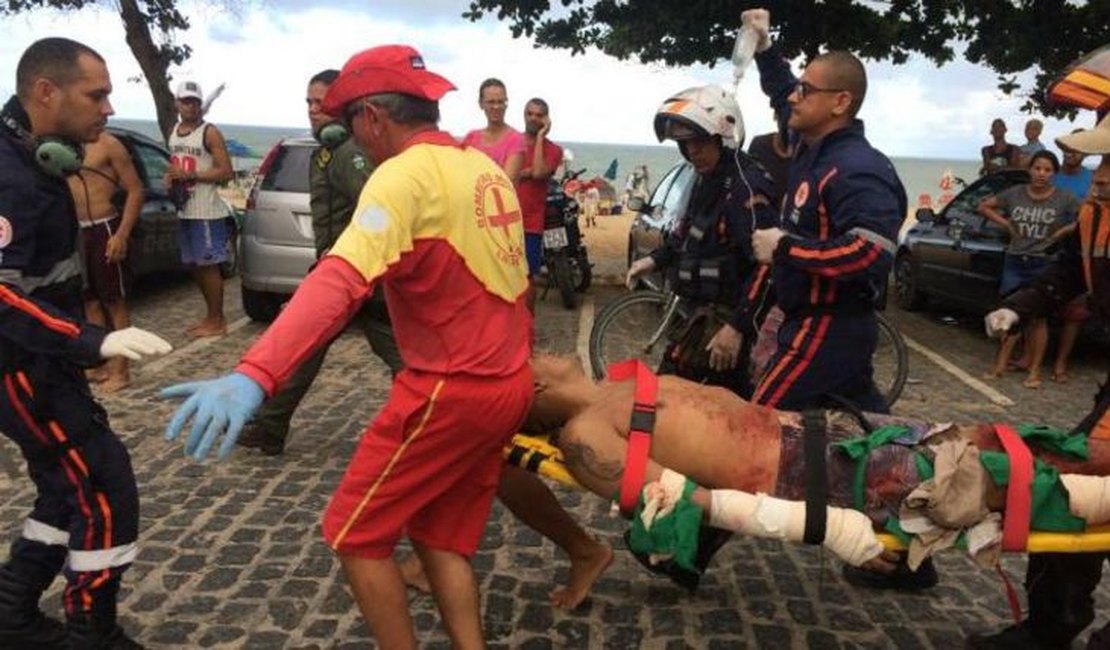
[3,273,1110,649]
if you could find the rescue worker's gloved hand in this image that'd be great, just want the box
[741,9,772,52]
[161,372,265,461]
[100,327,173,360]
[752,227,785,264]
[626,257,657,290]
[984,308,1020,338]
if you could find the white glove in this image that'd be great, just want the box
[752,227,786,264]
[100,327,173,360]
[741,8,772,52]
[984,308,1019,338]
[626,257,656,290]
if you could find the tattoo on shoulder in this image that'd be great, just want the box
[562,440,623,483]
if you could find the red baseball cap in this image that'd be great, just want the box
[322,44,456,117]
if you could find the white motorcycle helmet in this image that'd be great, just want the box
[653,85,745,149]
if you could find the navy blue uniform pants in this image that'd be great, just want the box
[0,360,137,617]
[752,311,888,414]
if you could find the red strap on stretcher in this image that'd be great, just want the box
[609,360,659,516]
[992,423,1035,623]
[993,423,1034,552]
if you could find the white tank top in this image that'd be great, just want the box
[168,122,227,220]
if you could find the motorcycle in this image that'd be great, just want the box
[542,168,592,309]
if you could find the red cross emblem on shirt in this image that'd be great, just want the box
[487,186,521,236]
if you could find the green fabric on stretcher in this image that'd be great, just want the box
[628,479,704,573]
[834,422,1091,535]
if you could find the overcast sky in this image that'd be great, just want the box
[0,1,1098,160]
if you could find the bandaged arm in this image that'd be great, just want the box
[1061,474,1110,525]
[709,489,884,567]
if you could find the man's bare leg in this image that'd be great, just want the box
[83,300,110,384]
[1022,318,1048,388]
[339,554,416,649]
[100,298,131,392]
[188,264,226,338]
[415,544,485,650]
[984,332,1021,379]
[496,465,613,610]
[1053,318,1082,382]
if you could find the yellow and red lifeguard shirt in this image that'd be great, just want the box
[236,131,532,393]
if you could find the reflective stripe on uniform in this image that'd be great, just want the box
[68,542,138,571]
[23,518,70,546]
[847,227,896,255]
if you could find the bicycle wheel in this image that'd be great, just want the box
[873,312,909,408]
[588,291,680,380]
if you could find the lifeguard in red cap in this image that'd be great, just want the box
[161,44,534,647]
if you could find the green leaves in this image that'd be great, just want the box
[464,0,1108,116]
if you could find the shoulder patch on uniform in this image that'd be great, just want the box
[0,216,12,249]
[356,204,390,232]
[316,147,332,169]
[352,154,367,171]
[793,181,810,208]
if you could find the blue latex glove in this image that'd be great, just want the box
[161,372,265,461]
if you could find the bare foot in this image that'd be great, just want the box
[549,539,613,610]
[97,375,130,394]
[1024,376,1042,389]
[397,553,431,593]
[982,369,1003,380]
[187,321,227,339]
[1051,371,1070,384]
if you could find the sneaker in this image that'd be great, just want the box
[841,555,938,591]
[235,424,285,456]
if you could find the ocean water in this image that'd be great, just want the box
[111,117,976,213]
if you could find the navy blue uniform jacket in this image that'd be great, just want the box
[755,47,906,317]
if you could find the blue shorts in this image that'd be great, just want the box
[999,253,1048,297]
[178,219,230,266]
[525,233,544,277]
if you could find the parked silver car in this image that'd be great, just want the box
[239,138,317,321]
[626,161,696,290]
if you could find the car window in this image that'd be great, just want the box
[131,141,170,195]
[941,174,1023,228]
[660,164,695,230]
[260,145,314,193]
[649,164,682,208]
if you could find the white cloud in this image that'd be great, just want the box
[0,3,1097,159]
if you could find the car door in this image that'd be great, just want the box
[956,172,1027,307]
[122,136,181,276]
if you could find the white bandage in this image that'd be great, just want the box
[1062,474,1110,524]
[709,489,883,567]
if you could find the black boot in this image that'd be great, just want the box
[841,554,938,591]
[67,609,144,650]
[0,565,68,649]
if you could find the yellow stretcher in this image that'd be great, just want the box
[503,433,1110,554]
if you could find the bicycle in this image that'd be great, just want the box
[588,289,909,407]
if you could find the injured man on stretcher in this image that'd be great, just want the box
[522,354,1110,579]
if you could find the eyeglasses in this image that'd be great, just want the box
[793,81,845,100]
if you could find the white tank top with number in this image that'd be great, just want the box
[168,122,227,220]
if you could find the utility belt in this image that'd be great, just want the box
[665,302,734,379]
[673,254,740,306]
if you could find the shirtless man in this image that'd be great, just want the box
[524,354,1110,579]
[68,130,143,392]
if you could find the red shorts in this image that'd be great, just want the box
[322,365,533,558]
[80,216,131,302]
